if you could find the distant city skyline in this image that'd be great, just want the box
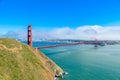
[0,0,120,40]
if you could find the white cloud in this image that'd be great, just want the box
[49,25,120,40]
[2,25,120,40]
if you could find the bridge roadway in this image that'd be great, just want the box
[37,41,98,49]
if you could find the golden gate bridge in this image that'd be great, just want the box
[27,25,104,49]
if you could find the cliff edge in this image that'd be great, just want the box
[0,38,64,80]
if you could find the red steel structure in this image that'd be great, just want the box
[37,42,97,49]
[95,39,98,47]
[28,25,32,47]
[27,25,99,49]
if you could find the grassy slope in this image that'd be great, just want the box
[0,38,54,80]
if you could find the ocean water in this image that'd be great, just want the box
[32,42,120,80]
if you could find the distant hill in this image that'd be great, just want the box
[0,38,64,80]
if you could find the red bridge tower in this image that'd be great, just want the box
[95,39,98,48]
[28,25,32,47]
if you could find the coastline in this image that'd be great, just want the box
[0,38,65,80]
[32,48,65,80]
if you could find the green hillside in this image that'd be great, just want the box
[0,38,64,80]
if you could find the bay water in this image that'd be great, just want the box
[32,42,120,80]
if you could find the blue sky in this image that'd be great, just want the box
[0,0,120,35]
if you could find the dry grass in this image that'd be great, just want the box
[0,38,62,80]
[0,44,22,53]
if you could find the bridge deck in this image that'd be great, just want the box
[37,42,97,49]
